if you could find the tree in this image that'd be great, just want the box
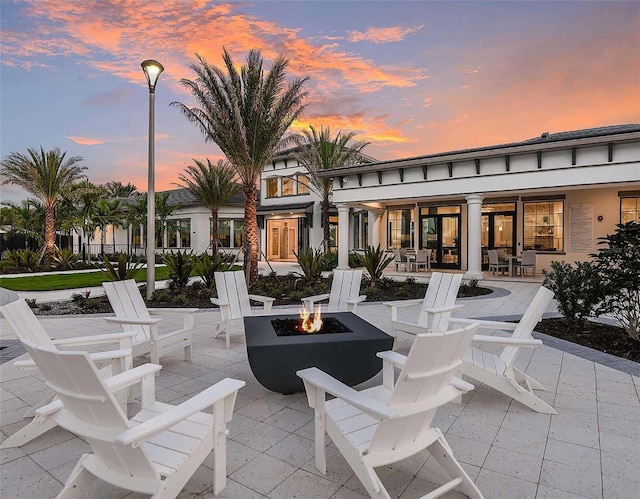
[175,158,241,253]
[154,192,181,253]
[293,126,370,250]
[72,179,104,262]
[103,181,138,198]
[93,198,122,256]
[172,48,309,283]
[1,199,45,248]
[1,147,86,262]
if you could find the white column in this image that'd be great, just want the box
[368,210,382,249]
[465,193,484,280]
[337,204,350,269]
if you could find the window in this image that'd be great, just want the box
[266,178,278,198]
[621,196,640,223]
[281,176,294,196]
[352,212,368,249]
[167,219,191,248]
[297,174,310,195]
[329,215,338,249]
[523,201,564,251]
[387,209,414,248]
[212,219,244,248]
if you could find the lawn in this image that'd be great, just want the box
[0,267,171,291]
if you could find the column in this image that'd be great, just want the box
[465,193,484,280]
[368,209,382,249]
[337,204,350,269]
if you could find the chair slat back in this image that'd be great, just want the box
[500,286,554,367]
[214,271,251,319]
[418,272,462,331]
[0,299,55,349]
[328,269,362,312]
[22,341,158,480]
[415,249,429,263]
[488,250,498,265]
[521,250,536,266]
[368,324,478,456]
[103,280,151,345]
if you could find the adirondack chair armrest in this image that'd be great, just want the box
[297,367,393,419]
[105,363,163,392]
[87,349,133,362]
[377,350,407,369]
[448,317,518,331]
[383,298,423,308]
[302,294,330,308]
[472,334,542,347]
[346,295,367,305]
[35,399,63,417]
[209,298,228,307]
[104,317,163,326]
[423,304,465,315]
[451,376,475,392]
[115,378,245,446]
[13,358,38,370]
[147,308,199,315]
[390,319,430,336]
[52,331,137,347]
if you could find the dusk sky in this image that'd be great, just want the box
[1,0,639,203]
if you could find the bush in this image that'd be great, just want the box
[53,248,79,269]
[103,252,144,281]
[592,221,640,341]
[295,247,324,282]
[151,290,172,303]
[543,261,601,330]
[193,252,234,289]
[348,251,361,268]
[164,250,194,289]
[356,245,395,287]
[321,250,338,271]
[25,298,37,308]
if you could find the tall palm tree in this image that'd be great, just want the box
[103,181,138,198]
[72,179,104,262]
[175,158,241,254]
[171,48,309,283]
[154,192,181,253]
[293,126,370,250]
[1,147,86,262]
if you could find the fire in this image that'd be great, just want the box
[299,304,323,333]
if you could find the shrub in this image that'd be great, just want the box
[193,252,234,289]
[321,250,338,271]
[53,248,79,269]
[356,245,395,287]
[295,247,324,282]
[164,250,194,289]
[151,290,172,303]
[2,249,22,269]
[543,261,601,330]
[25,298,37,308]
[361,285,382,301]
[592,221,640,341]
[102,252,144,281]
[348,251,361,268]
[173,294,188,306]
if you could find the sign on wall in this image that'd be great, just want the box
[568,203,594,253]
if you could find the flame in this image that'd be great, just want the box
[299,304,323,333]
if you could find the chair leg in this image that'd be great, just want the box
[0,416,57,449]
[428,430,484,499]
[58,455,95,498]
[184,343,192,361]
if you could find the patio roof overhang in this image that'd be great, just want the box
[257,202,314,215]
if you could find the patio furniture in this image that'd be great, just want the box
[302,269,366,312]
[103,279,197,364]
[411,248,432,272]
[392,248,408,271]
[514,250,537,277]
[23,340,244,497]
[0,299,134,449]
[244,312,393,394]
[211,270,275,348]
[488,249,509,275]
[449,286,557,414]
[385,272,464,341]
[297,323,484,499]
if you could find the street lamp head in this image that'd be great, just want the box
[141,59,164,92]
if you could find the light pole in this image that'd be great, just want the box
[141,59,164,300]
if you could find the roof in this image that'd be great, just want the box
[273,144,378,164]
[318,123,640,176]
[157,187,245,207]
[256,202,314,214]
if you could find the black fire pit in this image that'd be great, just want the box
[244,312,394,394]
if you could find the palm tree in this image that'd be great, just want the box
[175,159,241,254]
[293,126,370,250]
[171,48,309,283]
[154,192,181,253]
[104,181,138,198]
[1,147,86,262]
[73,179,104,262]
[1,199,45,249]
[93,198,122,256]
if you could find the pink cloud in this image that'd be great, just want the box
[422,97,433,107]
[348,25,424,44]
[67,136,104,145]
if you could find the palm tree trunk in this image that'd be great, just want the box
[44,205,55,263]
[243,183,259,284]
[321,198,330,252]
[211,208,219,254]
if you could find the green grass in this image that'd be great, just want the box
[0,267,171,291]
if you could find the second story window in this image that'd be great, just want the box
[281,176,294,196]
[266,178,278,198]
[297,174,310,195]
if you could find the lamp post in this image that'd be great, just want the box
[141,59,164,300]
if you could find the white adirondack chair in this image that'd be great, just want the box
[211,270,275,348]
[23,340,245,497]
[103,280,197,364]
[449,286,557,414]
[0,299,134,449]
[297,323,483,499]
[301,269,366,313]
[385,272,464,340]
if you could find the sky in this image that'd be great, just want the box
[1,0,639,203]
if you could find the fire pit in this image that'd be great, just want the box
[244,311,393,394]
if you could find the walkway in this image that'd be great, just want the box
[1,281,638,498]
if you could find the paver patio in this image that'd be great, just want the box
[1,280,639,498]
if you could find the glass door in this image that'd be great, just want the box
[481,205,516,269]
[420,211,461,269]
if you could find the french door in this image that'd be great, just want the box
[481,213,516,269]
[420,214,461,269]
